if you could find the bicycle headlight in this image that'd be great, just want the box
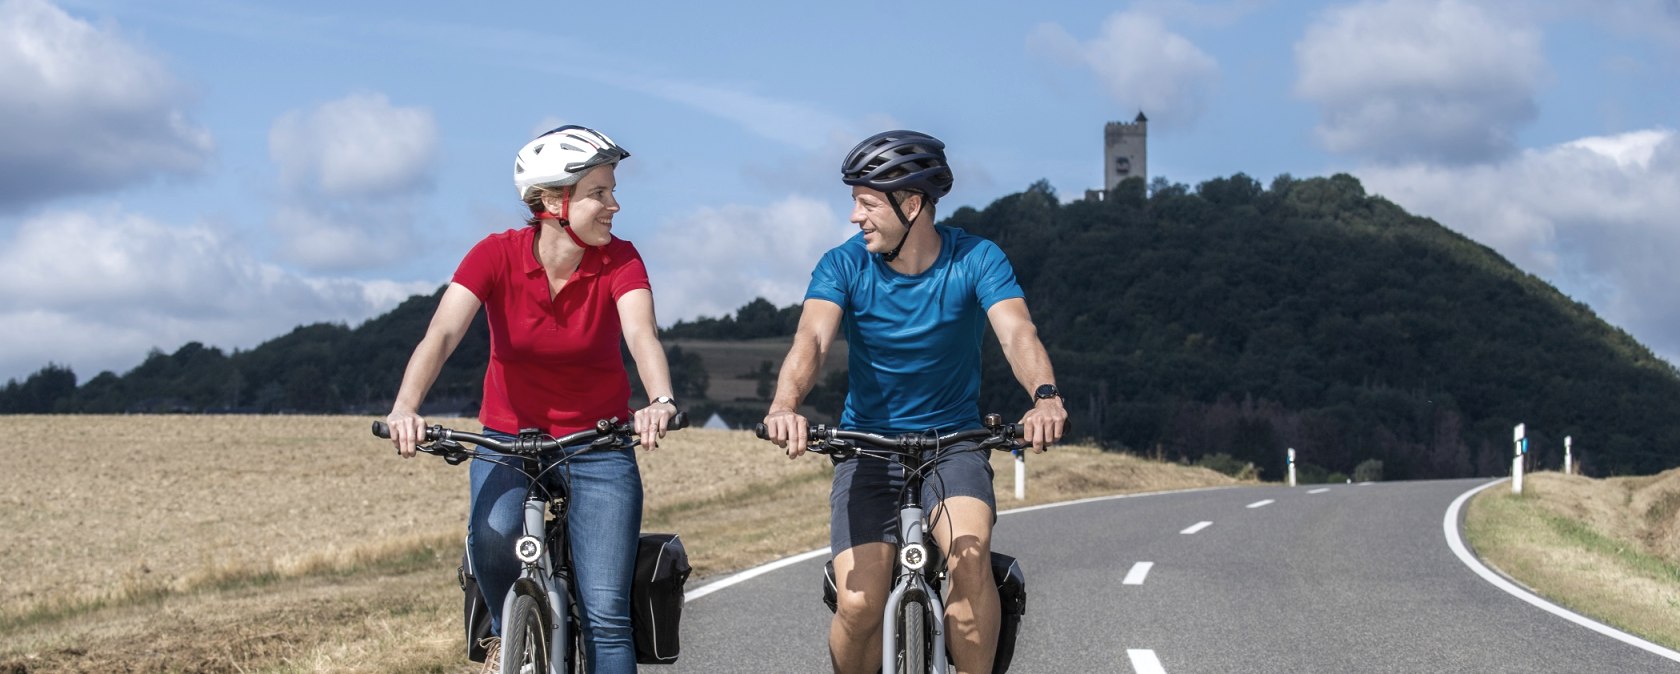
[514,535,543,563]
[900,543,927,571]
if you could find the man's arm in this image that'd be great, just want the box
[763,299,843,458]
[986,297,1067,452]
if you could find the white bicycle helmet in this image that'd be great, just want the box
[513,125,630,201]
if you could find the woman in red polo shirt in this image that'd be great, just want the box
[383,125,678,673]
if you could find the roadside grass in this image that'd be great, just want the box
[1465,470,1680,651]
[0,415,1236,673]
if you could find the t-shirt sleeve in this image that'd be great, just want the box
[451,235,504,302]
[608,241,652,300]
[805,246,852,307]
[974,240,1025,310]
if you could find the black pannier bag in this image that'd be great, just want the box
[633,532,692,664]
[458,545,495,663]
[819,551,1026,674]
[990,552,1026,674]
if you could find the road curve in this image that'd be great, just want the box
[669,479,1680,673]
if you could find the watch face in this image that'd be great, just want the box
[1034,385,1058,399]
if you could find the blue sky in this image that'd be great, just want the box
[2,0,1677,383]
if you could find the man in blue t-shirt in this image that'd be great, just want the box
[762,130,1068,674]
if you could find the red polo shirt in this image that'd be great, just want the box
[451,226,651,436]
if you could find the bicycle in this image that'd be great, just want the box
[373,413,689,674]
[755,413,1029,674]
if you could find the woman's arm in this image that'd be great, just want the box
[386,283,482,457]
[617,288,677,449]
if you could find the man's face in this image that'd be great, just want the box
[849,186,916,254]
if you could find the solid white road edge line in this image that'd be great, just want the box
[1123,562,1154,585]
[1246,499,1275,508]
[683,484,1232,602]
[683,547,830,602]
[1128,648,1167,674]
[1180,521,1213,535]
[1308,488,1330,494]
[1445,479,1680,663]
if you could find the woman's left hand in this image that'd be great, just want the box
[634,400,678,450]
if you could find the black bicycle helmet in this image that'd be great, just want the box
[840,130,954,203]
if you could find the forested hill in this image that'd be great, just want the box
[957,174,1678,479]
[4,173,1676,479]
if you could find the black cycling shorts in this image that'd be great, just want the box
[828,440,997,553]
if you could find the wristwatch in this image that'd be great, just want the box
[1032,384,1060,401]
[651,395,677,406]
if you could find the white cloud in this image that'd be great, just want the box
[0,0,212,210]
[638,196,852,323]
[1357,128,1680,362]
[266,92,436,271]
[0,207,434,382]
[1294,0,1545,165]
[1027,11,1220,128]
[270,92,436,197]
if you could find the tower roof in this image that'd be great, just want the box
[1135,110,1148,123]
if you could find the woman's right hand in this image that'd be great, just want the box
[386,408,426,458]
[761,408,810,459]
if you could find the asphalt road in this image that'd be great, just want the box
[667,479,1680,673]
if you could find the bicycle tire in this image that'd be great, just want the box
[502,593,550,674]
[899,597,928,674]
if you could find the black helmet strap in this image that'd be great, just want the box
[881,191,917,263]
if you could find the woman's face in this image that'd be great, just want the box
[557,164,619,246]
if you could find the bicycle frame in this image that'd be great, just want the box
[762,415,1022,674]
[881,444,949,673]
[375,414,686,673]
[505,454,582,671]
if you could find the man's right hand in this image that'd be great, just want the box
[761,409,810,459]
[385,408,426,458]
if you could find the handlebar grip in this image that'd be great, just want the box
[670,411,690,431]
[753,423,769,440]
[371,421,391,439]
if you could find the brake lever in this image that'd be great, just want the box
[421,439,471,465]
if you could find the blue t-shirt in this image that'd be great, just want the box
[805,225,1025,434]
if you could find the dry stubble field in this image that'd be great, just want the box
[1465,469,1680,650]
[0,415,1236,673]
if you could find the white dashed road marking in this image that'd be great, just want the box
[1128,648,1167,673]
[1308,488,1330,494]
[1123,562,1154,585]
[1180,521,1212,535]
[1246,499,1275,508]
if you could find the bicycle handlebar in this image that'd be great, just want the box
[752,413,1024,456]
[372,412,689,462]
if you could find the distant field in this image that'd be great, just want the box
[0,414,1233,673]
[668,337,847,405]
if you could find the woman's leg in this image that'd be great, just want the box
[468,435,528,636]
[562,443,643,674]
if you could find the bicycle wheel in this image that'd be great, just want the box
[501,593,550,674]
[898,597,928,674]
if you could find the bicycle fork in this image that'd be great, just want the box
[502,496,576,670]
[882,505,948,673]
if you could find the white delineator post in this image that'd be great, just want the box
[1014,453,1026,500]
[1287,448,1297,488]
[1512,423,1526,495]
[1564,436,1573,476]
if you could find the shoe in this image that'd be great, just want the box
[478,636,501,674]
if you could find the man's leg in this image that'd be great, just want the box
[830,542,895,674]
[930,495,1000,674]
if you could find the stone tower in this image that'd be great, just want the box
[1104,111,1148,191]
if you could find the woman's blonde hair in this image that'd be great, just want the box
[523,185,570,226]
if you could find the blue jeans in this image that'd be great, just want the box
[468,429,643,674]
